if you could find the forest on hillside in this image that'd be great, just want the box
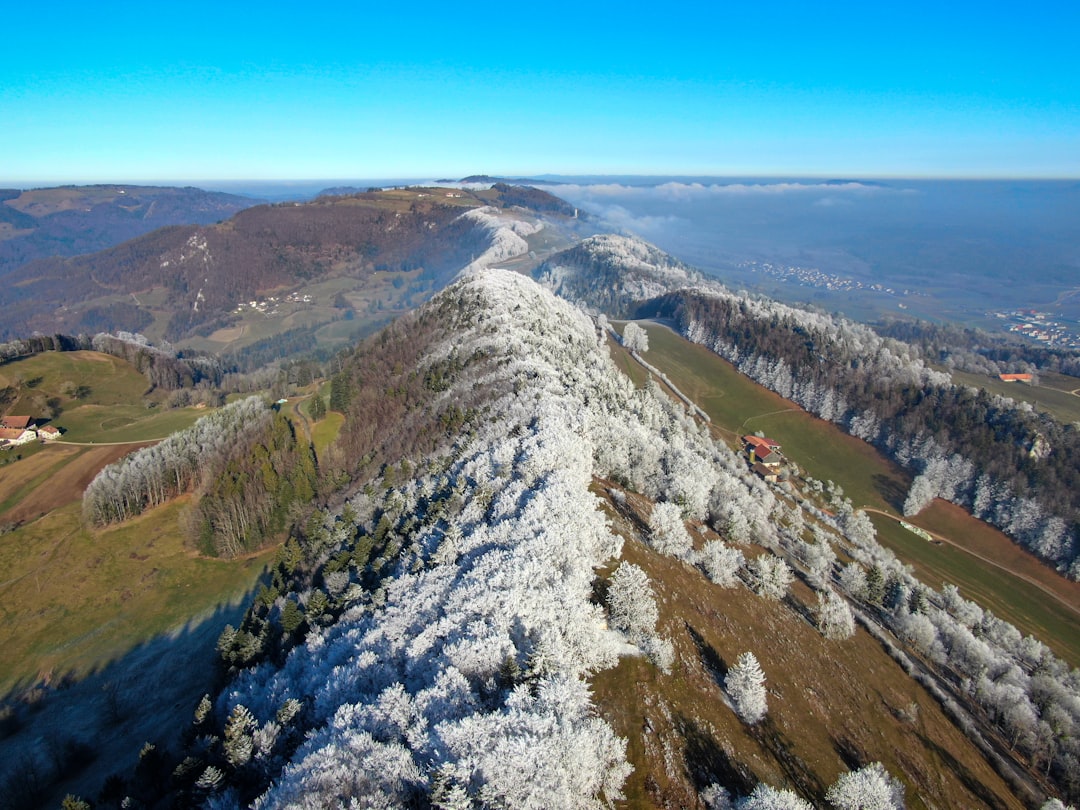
[536,232,1080,579]
[0,196,493,340]
[26,269,1077,810]
[643,290,1080,578]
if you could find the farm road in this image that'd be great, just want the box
[862,507,1080,621]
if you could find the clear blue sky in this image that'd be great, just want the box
[2,1,1078,182]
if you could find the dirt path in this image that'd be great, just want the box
[861,507,1080,620]
[740,408,802,429]
[53,438,170,446]
[284,395,313,443]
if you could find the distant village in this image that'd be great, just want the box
[992,308,1080,349]
[738,259,918,300]
[0,415,61,448]
[233,291,313,317]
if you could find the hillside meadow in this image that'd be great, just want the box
[0,352,277,691]
[948,368,1080,425]
[592,484,1028,810]
[621,323,1080,667]
[0,498,271,693]
[0,349,206,443]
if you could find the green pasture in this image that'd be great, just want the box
[640,325,909,512]
[0,350,160,411]
[948,368,1080,424]
[0,350,208,442]
[311,412,345,460]
[870,512,1080,667]
[53,404,205,443]
[0,500,271,693]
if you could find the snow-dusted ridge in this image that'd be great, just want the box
[457,206,541,272]
[214,269,708,807]
[537,233,700,311]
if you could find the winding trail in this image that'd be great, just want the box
[861,506,1080,620]
[740,408,802,429]
[53,439,169,446]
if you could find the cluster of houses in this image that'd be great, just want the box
[742,434,785,482]
[0,415,61,448]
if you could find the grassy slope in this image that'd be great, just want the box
[312,412,345,460]
[624,324,1080,668]
[0,351,271,692]
[0,498,270,693]
[1,350,156,411]
[0,350,204,442]
[590,487,1027,810]
[948,368,1080,425]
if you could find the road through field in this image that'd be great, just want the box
[863,507,1080,621]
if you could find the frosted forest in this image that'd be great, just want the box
[157,267,1080,808]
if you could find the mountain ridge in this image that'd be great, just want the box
[0,184,258,277]
[0,184,578,343]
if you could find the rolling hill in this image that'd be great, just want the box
[0,185,580,346]
[0,185,257,277]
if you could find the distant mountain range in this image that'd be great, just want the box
[0,185,258,277]
[0,183,578,341]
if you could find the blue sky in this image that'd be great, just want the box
[2,1,1078,182]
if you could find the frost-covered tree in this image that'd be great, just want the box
[838,562,867,600]
[816,588,856,640]
[825,762,905,810]
[700,539,744,587]
[793,536,837,588]
[649,501,693,558]
[223,704,256,768]
[622,322,649,353]
[606,562,659,643]
[748,554,793,600]
[726,651,767,725]
[737,783,813,809]
[701,784,734,809]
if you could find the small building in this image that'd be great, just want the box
[752,463,779,483]
[743,435,781,451]
[38,425,62,441]
[0,427,36,446]
[754,448,783,468]
[998,373,1033,383]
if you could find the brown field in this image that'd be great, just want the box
[0,445,80,505]
[205,323,246,343]
[592,486,1034,809]
[1,443,148,525]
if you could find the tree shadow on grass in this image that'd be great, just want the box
[915,731,1014,810]
[873,473,908,512]
[751,719,826,801]
[831,733,867,771]
[677,713,756,797]
[686,623,728,687]
[0,588,258,810]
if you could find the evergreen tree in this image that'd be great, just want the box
[726,651,768,725]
